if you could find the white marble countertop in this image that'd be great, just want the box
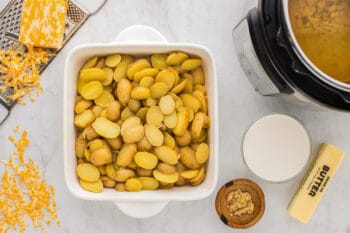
[1,0,350,232]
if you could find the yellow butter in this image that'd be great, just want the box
[287,143,345,223]
[18,0,68,49]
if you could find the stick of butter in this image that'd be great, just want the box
[287,143,345,223]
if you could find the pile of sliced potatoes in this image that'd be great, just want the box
[74,52,210,192]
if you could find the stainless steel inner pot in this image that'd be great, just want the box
[281,0,350,92]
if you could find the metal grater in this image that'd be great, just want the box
[0,0,107,124]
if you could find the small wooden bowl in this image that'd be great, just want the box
[215,179,265,229]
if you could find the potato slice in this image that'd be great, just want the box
[80,68,107,82]
[94,91,114,107]
[82,56,98,69]
[181,59,202,71]
[131,86,151,100]
[74,110,95,128]
[92,117,120,139]
[195,143,209,164]
[116,143,137,167]
[151,54,168,70]
[163,132,176,149]
[144,125,164,147]
[181,170,199,179]
[134,68,159,82]
[191,66,205,85]
[157,163,177,174]
[80,179,103,193]
[75,99,92,114]
[163,110,177,129]
[81,81,103,100]
[138,177,159,190]
[166,52,188,66]
[170,79,188,94]
[77,163,100,182]
[179,146,200,169]
[191,112,206,139]
[90,147,112,166]
[146,106,164,125]
[153,170,179,184]
[155,68,177,90]
[134,152,158,169]
[105,54,121,67]
[173,107,190,136]
[159,95,175,115]
[127,59,151,79]
[180,94,200,113]
[125,178,142,192]
[150,82,168,99]
[113,61,128,81]
[106,101,121,121]
[154,145,178,165]
[116,78,132,106]
[102,67,114,86]
[139,76,155,88]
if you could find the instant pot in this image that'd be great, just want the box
[233,0,350,111]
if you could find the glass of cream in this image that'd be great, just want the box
[242,114,311,183]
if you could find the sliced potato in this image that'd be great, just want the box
[74,110,95,128]
[181,170,199,179]
[166,52,188,66]
[153,170,179,184]
[159,95,175,115]
[81,81,103,100]
[154,145,178,165]
[173,107,190,136]
[75,99,93,114]
[146,106,164,125]
[134,152,158,169]
[138,177,159,190]
[150,82,168,99]
[77,163,100,182]
[80,179,103,193]
[125,178,142,192]
[144,125,164,147]
[127,59,151,79]
[92,117,120,139]
[195,143,209,164]
[151,54,168,70]
[80,68,107,82]
[94,91,114,107]
[90,147,112,166]
[181,58,202,71]
[105,54,121,67]
[116,143,137,167]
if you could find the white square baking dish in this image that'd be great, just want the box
[63,25,218,218]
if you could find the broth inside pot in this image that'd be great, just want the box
[289,0,350,83]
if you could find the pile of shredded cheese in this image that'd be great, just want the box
[0,128,60,232]
[0,46,52,105]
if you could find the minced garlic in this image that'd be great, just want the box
[0,128,60,233]
[226,189,254,217]
[0,46,52,105]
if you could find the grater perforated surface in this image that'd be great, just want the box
[0,0,90,110]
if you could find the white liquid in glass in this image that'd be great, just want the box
[243,114,311,182]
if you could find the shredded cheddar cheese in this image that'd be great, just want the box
[19,0,68,49]
[0,128,60,233]
[0,46,52,105]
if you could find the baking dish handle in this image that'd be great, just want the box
[115,201,168,218]
[114,25,168,43]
